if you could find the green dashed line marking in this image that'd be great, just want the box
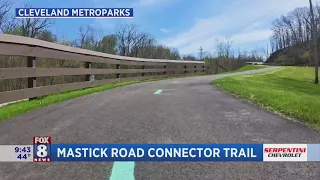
[109,162,135,180]
[154,89,163,95]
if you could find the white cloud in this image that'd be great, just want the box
[161,0,309,54]
[232,30,273,45]
[177,29,273,54]
[160,28,169,33]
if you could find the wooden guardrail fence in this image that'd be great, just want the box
[0,34,205,104]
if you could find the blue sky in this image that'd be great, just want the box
[14,0,310,56]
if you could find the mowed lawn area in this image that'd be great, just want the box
[214,66,320,129]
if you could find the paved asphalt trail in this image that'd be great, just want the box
[0,67,319,180]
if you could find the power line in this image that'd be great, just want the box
[232,0,291,34]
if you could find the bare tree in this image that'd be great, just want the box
[215,36,233,58]
[250,47,265,62]
[0,0,13,33]
[77,25,98,50]
[214,37,232,72]
[169,48,181,60]
[224,36,233,58]
[202,51,212,60]
[129,32,154,57]
[270,6,315,52]
[114,23,182,59]
[115,24,157,58]
[17,18,50,37]
[136,38,157,58]
[264,44,270,58]
[215,38,224,57]
[182,54,197,61]
[115,24,139,56]
[12,4,52,38]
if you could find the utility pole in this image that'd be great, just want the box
[309,0,319,84]
[199,46,203,60]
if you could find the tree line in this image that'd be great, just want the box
[268,2,320,67]
[270,6,315,52]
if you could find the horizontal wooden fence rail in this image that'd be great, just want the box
[0,68,170,80]
[0,34,205,104]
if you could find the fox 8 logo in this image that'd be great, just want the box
[36,144,49,157]
[33,136,51,162]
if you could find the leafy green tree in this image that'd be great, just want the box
[96,35,117,54]
[36,30,57,42]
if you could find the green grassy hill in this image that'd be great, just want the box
[215,67,320,129]
[266,45,312,66]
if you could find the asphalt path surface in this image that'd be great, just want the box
[0,67,319,180]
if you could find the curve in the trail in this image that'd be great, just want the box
[0,66,319,180]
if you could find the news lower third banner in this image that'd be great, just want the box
[0,144,319,162]
[15,8,133,18]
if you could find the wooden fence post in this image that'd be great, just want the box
[85,62,95,81]
[116,64,121,81]
[142,65,146,76]
[27,56,37,100]
[164,65,167,76]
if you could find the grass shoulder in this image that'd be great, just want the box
[219,65,268,74]
[234,65,268,72]
[0,74,207,122]
[214,66,320,129]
